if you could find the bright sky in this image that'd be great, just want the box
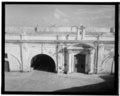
[5,5,115,27]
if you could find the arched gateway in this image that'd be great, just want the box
[31,54,56,73]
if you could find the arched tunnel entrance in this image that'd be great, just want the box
[31,54,56,73]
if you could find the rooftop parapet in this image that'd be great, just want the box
[5,26,114,35]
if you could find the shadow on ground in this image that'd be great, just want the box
[54,75,116,93]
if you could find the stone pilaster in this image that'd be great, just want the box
[88,49,95,74]
[97,44,105,73]
[22,43,30,72]
[57,44,65,73]
[67,50,73,73]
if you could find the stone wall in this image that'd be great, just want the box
[5,44,21,71]
[97,44,114,74]
[5,26,114,74]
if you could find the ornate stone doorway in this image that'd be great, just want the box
[67,43,95,74]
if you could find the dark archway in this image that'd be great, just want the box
[5,53,10,72]
[31,54,56,73]
[5,61,10,72]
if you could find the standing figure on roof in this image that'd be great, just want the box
[80,25,85,40]
[77,24,85,40]
[35,24,39,32]
[110,27,115,35]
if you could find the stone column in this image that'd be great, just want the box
[64,46,68,74]
[67,50,72,73]
[22,43,30,72]
[21,33,31,72]
[97,44,105,73]
[57,44,65,74]
[71,53,75,72]
[20,34,23,72]
[56,43,59,73]
[88,49,95,74]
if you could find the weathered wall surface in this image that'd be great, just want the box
[97,44,114,74]
[5,44,21,71]
[5,26,115,74]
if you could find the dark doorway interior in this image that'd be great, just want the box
[74,54,86,73]
[5,53,10,72]
[31,54,56,73]
[5,61,10,72]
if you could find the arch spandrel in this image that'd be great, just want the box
[5,53,21,71]
[42,44,57,63]
[5,44,22,71]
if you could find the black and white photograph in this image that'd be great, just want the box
[3,2,118,94]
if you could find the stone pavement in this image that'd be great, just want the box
[5,70,115,92]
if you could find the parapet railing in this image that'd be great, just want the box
[5,26,113,33]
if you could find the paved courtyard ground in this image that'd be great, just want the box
[5,70,115,93]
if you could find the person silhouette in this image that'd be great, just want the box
[35,24,39,32]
